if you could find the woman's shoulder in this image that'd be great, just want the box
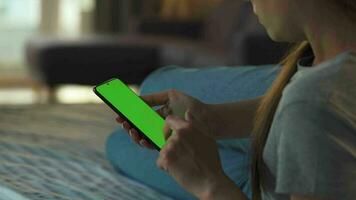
[282,51,356,106]
[328,51,356,120]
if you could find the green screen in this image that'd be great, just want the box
[96,78,166,149]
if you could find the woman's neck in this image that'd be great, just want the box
[304,14,356,66]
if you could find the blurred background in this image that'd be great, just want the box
[0,0,288,105]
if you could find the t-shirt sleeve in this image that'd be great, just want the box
[274,101,356,199]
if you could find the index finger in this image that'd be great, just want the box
[165,115,189,132]
[141,91,170,107]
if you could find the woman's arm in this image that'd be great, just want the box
[157,112,250,200]
[200,173,249,200]
[117,90,263,147]
[291,195,322,200]
[207,95,263,139]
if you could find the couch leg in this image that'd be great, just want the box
[44,86,57,104]
[31,82,49,104]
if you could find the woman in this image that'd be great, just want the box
[116,0,356,199]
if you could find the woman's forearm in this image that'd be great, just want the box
[199,173,249,200]
[208,95,263,139]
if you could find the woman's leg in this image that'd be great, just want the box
[106,129,251,200]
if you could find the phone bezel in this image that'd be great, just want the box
[93,78,162,151]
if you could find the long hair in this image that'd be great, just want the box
[251,1,356,199]
[251,41,310,200]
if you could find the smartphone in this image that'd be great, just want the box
[93,78,166,151]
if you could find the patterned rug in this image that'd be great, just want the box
[0,104,172,200]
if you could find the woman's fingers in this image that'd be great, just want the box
[116,116,130,132]
[116,116,124,123]
[156,108,165,118]
[116,116,156,149]
[129,128,156,149]
[116,116,131,131]
[184,109,193,121]
[115,113,158,150]
[162,114,191,141]
[140,139,156,149]
[165,115,189,131]
[156,104,172,118]
[141,90,170,107]
[163,123,173,141]
[129,128,141,144]
[122,121,131,131]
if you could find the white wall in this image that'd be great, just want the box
[0,0,40,69]
[0,0,95,69]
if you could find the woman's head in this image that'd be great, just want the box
[250,0,304,42]
[250,0,356,43]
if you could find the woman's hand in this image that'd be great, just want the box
[116,89,219,149]
[157,110,227,199]
[158,110,248,200]
[116,89,248,199]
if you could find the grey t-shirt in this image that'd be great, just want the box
[262,51,356,200]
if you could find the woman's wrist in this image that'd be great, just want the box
[206,97,262,139]
[204,103,229,139]
[195,103,222,139]
[197,173,248,200]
